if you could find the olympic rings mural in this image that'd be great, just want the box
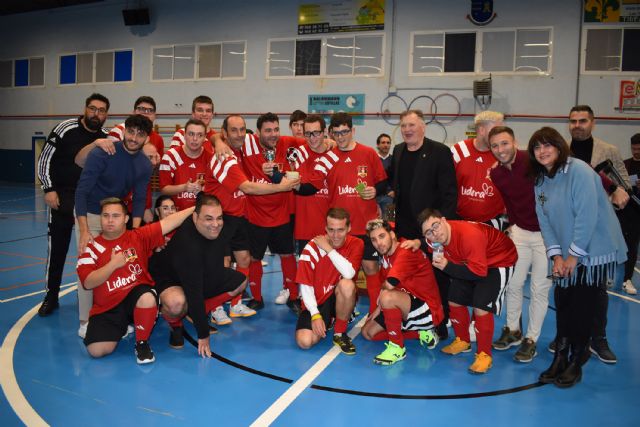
[379,93,463,144]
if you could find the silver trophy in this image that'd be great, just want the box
[264,149,275,162]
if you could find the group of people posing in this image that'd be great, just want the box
[36,93,640,389]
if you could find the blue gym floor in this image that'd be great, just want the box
[1,183,639,426]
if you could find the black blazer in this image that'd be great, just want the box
[390,137,458,223]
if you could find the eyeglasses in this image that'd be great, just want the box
[87,105,108,115]
[135,106,155,114]
[304,130,324,138]
[423,221,441,238]
[331,129,351,137]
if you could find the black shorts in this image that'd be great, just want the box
[354,234,379,261]
[295,239,309,257]
[373,293,436,331]
[485,214,509,232]
[224,214,251,253]
[296,293,336,331]
[448,266,514,315]
[84,285,157,346]
[248,221,294,259]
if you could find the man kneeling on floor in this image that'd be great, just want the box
[362,219,443,365]
[149,194,249,358]
[77,197,194,364]
[295,208,364,354]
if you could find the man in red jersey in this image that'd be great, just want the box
[241,112,306,312]
[202,114,299,321]
[362,219,443,365]
[298,112,388,315]
[289,109,307,138]
[291,115,331,254]
[450,111,507,229]
[171,95,216,152]
[159,119,213,211]
[418,209,517,374]
[77,197,193,364]
[295,208,363,354]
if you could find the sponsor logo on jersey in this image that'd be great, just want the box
[460,183,494,199]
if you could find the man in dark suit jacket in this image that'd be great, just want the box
[390,110,457,240]
[389,109,457,338]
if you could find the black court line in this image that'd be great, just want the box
[182,325,548,400]
[0,234,47,244]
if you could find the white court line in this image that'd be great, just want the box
[0,285,77,427]
[250,316,367,427]
[0,282,77,303]
[608,290,640,303]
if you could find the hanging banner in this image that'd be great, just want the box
[298,0,385,34]
[584,0,640,23]
[308,94,365,125]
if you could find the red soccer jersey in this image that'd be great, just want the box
[310,143,387,235]
[203,151,248,217]
[439,220,518,277]
[451,138,505,222]
[109,124,165,157]
[170,128,216,153]
[380,242,444,326]
[292,145,330,240]
[159,146,213,211]
[77,222,165,317]
[297,235,364,308]
[241,134,305,227]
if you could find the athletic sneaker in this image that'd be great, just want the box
[623,280,637,295]
[78,322,88,339]
[286,299,302,315]
[419,329,439,350]
[135,340,155,364]
[229,303,257,318]
[441,337,472,355]
[210,307,232,325]
[169,326,184,349]
[590,337,617,364]
[492,326,523,350]
[469,351,492,374]
[122,324,135,339]
[275,288,290,304]
[246,298,265,311]
[374,341,407,365]
[514,338,537,363]
[333,334,356,355]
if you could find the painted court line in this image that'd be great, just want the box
[0,282,77,303]
[0,285,77,426]
[250,316,367,427]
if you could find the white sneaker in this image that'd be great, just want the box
[275,288,290,305]
[469,321,477,343]
[210,307,232,325]
[78,322,88,339]
[122,324,135,339]
[623,280,638,295]
[230,302,257,318]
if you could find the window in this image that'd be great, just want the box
[58,50,133,85]
[482,28,552,73]
[267,34,384,78]
[0,57,45,88]
[152,41,246,81]
[583,27,640,73]
[411,27,552,75]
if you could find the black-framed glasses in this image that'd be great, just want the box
[87,105,107,115]
[304,130,324,138]
[331,129,351,137]
[423,221,441,238]
[135,106,155,114]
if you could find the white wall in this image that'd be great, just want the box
[0,0,637,158]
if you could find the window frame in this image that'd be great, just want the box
[581,25,640,75]
[266,32,385,79]
[409,26,553,76]
[57,48,134,86]
[0,56,46,89]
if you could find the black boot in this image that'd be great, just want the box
[554,345,586,388]
[539,337,568,384]
[38,292,59,317]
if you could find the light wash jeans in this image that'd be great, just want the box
[505,224,552,342]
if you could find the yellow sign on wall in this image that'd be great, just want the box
[298,0,385,34]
